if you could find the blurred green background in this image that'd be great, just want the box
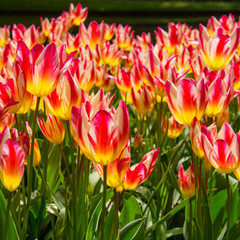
[0,0,239,33]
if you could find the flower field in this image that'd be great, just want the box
[0,3,240,240]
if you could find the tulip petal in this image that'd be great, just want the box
[177,79,197,125]
[217,121,235,146]
[122,163,146,190]
[165,80,184,124]
[88,110,119,165]
[209,139,237,173]
[0,139,25,191]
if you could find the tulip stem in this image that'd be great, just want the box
[58,144,72,184]
[66,120,77,240]
[190,197,193,240]
[109,189,124,239]
[18,186,21,233]
[226,174,232,240]
[101,165,107,240]
[4,191,12,240]
[21,96,40,240]
[146,116,153,150]
[14,113,20,132]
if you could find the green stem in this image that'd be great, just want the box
[146,116,153,150]
[226,174,232,240]
[157,97,163,148]
[190,198,193,240]
[14,113,20,132]
[198,158,202,232]
[21,96,40,240]
[37,165,48,194]
[58,144,72,185]
[66,120,77,240]
[139,114,144,135]
[4,191,12,240]
[17,186,21,234]
[101,165,107,240]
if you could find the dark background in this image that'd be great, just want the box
[0,0,239,34]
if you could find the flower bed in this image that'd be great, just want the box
[0,3,239,240]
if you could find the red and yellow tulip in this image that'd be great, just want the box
[37,113,65,145]
[178,162,195,198]
[199,24,240,71]
[201,121,240,174]
[166,78,208,126]
[71,91,129,165]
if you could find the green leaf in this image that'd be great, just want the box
[210,190,227,239]
[120,218,145,240]
[201,181,212,240]
[104,204,115,240]
[76,182,88,240]
[86,189,114,240]
[216,221,227,240]
[146,198,189,236]
[230,182,239,229]
[47,183,64,211]
[0,190,19,240]
[166,227,183,238]
[119,192,142,228]
[47,144,61,189]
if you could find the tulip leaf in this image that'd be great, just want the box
[104,204,115,240]
[0,190,19,240]
[119,192,142,228]
[119,192,145,239]
[120,218,145,240]
[166,227,183,238]
[47,144,61,190]
[146,197,189,236]
[229,182,239,229]
[86,189,114,240]
[216,221,227,240]
[201,181,213,240]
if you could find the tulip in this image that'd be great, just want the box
[69,58,95,93]
[71,90,129,165]
[201,121,240,174]
[155,23,182,55]
[131,86,155,116]
[201,68,233,117]
[16,41,74,97]
[136,32,151,50]
[115,24,134,51]
[0,63,26,114]
[199,24,240,71]
[37,113,65,145]
[178,162,195,198]
[44,70,83,120]
[166,78,208,126]
[0,138,25,191]
[121,149,159,190]
[100,41,123,67]
[0,113,15,131]
[94,145,159,192]
[164,115,186,139]
[190,117,217,159]
[69,3,88,26]
[102,22,116,41]
[0,25,10,47]
[79,21,105,50]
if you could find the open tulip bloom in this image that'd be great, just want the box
[166,77,208,126]
[201,121,240,174]
[94,145,159,192]
[71,89,130,165]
